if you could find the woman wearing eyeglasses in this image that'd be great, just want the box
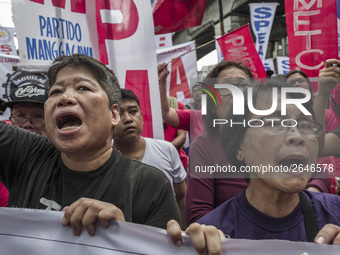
[192,79,340,245]
[185,61,331,226]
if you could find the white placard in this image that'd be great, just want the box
[157,41,197,105]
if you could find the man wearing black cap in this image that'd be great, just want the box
[2,71,49,137]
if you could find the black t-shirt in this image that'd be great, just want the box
[0,122,181,229]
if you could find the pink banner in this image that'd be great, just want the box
[217,24,266,79]
[285,0,338,90]
[153,0,207,34]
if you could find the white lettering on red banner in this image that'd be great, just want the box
[285,0,338,86]
[217,24,266,79]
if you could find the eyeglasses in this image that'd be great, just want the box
[287,78,308,86]
[217,80,252,96]
[248,116,322,137]
[10,114,45,127]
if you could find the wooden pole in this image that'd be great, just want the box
[218,0,225,35]
[166,38,217,65]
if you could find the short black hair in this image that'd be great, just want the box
[48,54,121,108]
[120,89,140,107]
[221,78,315,177]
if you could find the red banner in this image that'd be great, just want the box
[217,24,266,79]
[285,0,338,89]
[153,0,207,34]
[124,70,153,138]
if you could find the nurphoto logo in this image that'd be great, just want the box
[199,82,312,128]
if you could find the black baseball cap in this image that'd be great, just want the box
[2,71,49,108]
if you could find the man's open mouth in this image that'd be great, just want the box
[57,115,82,131]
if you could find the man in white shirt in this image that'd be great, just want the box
[113,89,187,227]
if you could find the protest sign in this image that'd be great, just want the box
[0,26,19,120]
[215,35,224,63]
[0,26,17,56]
[263,58,274,73]
[12,0,162,139]
[285,0,338,91]
[157,41,197,105]
[217,24,267,79]
[0,54,20,120]
[277,56,290,75]
[155,33,172,49]
[249,3,277,62]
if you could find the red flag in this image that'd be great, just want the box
[217,24,267,79]
[124,70,154,138]
[153,0,207,34]
[285,0,338,91]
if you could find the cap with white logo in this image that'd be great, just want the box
[2,71,49,108]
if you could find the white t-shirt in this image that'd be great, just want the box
[142,137,186,188]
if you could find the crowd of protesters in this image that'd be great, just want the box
[1,53,340,253]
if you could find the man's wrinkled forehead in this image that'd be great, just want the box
[51,66,95,84]
[52,76,97,88]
